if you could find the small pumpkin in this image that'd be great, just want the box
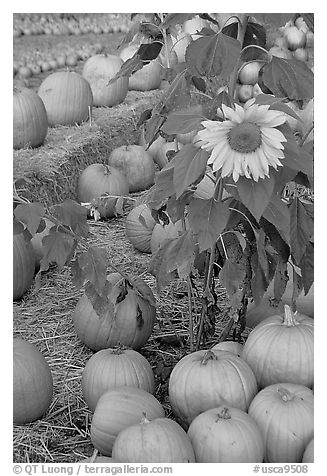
[72,273,156,351]
[242,304,314,389]
[13,86,48,149]
[120,44,162,91]
[187,406,264,463]
[38,71,93,126]
[302,438,314,463]
[211,341,243,356]
[82,54,128,107]
[77,164,129,219]
[168,349,258,427]
[248,383,314,463]
[125,204,156,253]
[90,386,165,456]
[82,347,155,412]
[108,145,155,193]
[112,416,195,463]
[13,230,36,300]
[13,338,53,424]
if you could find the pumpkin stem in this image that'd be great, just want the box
[201,350,217,365]
[216,407,232,420]
[277,386,294,402]
[283,304,299,327]
[140,412,151,425]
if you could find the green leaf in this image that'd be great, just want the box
[188,198,230,252]
[77,246,109,295]
[278,123,313,177]
[289,197,314,264]
[219,259,246,297]
[256,229,269,278]
[14,203,45,236]
[262,57,314,100]
[128,276,156,307]
[254,94,301,121]
[250,251,270,304]
[85,281,114,320]
[172,144,209,199]
[147,167,176,209]
[162,110,205,135]
[148,239,177,291]
[262,195,290,244]
[70,259,85,289]
[166,230,196,278]
[153,69,191,114]
[273,260,289,301]
[185,32,241,79]
[166,192,193,223]
[252,13,294,27]
[144,113,166,146]
[51,199,89,238]
[161,13,195,28]
[237,175,275,221]
[222,20,266,48]
[13,218,25,235]
[299,242,314,295]
[40,230,75,271]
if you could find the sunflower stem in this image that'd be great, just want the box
[181,213,194,352]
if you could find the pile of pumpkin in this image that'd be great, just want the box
[14,297,314,463]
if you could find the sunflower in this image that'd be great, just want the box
[195,101,287,182]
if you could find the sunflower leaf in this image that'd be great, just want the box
[299,242,314,295]
[237,175,275,221]
[278,123,313,177]
[172,145,209,198]
[289,197,314,264]
[251,13,294,28]
[219,259,246,297]
[162,109,205,135]
[262,195,290,244]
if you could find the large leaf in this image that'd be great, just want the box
[237,175,275,221]
[273,260,289,301]
[162,110,205,135]
[172,145,209,198]
[144,113,166,146]
[254,94,301,122]
[14,202,45,236]
[187,198,230,251]
[153,69,191,114]
[185,32,241,79]
[166,230,196,278]
[166,192,193,223]
[161,13,195,28]
[85,281,113,320]
[147,167,176,209]
[289,197,314,264]
[77,246,109,295]
[51,199,89,238]
[299,242,314,295]
[40,230,75,271]
[222,20,266,48]
[250,251,270,304]
[251,13,294,27]
[262,195,290,244]
[279,123,313,177]
[219,259,246,297]
[262,57,314,100]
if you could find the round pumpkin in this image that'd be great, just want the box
[242,305,314,389]
[82,54,128,107]
[82,347,155,412]
[211,341,243,356]
[120,44,162,91]
[150,220,184,255]
[302,438,314,463]
[90,386,165,456]
[187,406,264,463]
[13,231,36,300]
[112,416,195,463]
[125,204,156,253]
[248,383,314,463]
[38,71,93,126]
[13,338,53,424]
[108,145,155,193]
[13,86,48,149]
[139,127,167,168]
[77,164,129,219]
[72,273,156,351]
[168,349,258,427]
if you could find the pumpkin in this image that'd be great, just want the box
[77,164,129,219]
[302,438,314,463]
[13,86,48,149]
[38,71,93,126]
[112,416,195,463]
[242,304,314,389]
[108,145,155,193]
[82,54,128,107]
[139,127,167,168]
[150,220,184,255]
[30,217,54,267]
[72,273,156,351]
[211,341,243,356]
[13,231,35,300]
[168,349,258,427]
[120,44,162,91]
[187,406,264,463]
[82,347,155,412]
[90,386,165,456]
[248,383,314,463]
[13,338,53,424]
[125,204,156,253]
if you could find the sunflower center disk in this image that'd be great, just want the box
[228,122,261,153]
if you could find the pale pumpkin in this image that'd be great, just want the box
[125,204,156,253]
[168,349,258,427]
[248,383,314,463]
[72,273,156,351]
[108,145,155,193]
[242,305,314,389]
[13,231,36,300]
[13,338,53,424]
[120,44,162,91]
[90,386,165,456]
[13,86,48,149]
[302,438,314,463]
[82,347,155,412]
[187,406,264,463]
[112,416,195,463]
[38,71,93,126]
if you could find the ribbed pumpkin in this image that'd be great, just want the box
[125,204,156,253]
[302,438,314,463]
[211,341,243,356]
[112,417,195,463]
[242,305,314,389]
[150,220,184,255]
[187,406,264,463]
[13,231,35,300]
[82,347,155,412]
[82,54,128,107]
[120,44,162,91]
[90,386,165,456]
[13,338,53,424]
[38,71,93,126]
[13,86,48,149]
[108,145,155,193]
[72,273,156,351]
[77,164,129,218]
[248,383,314,463]
[168,349,258,427]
